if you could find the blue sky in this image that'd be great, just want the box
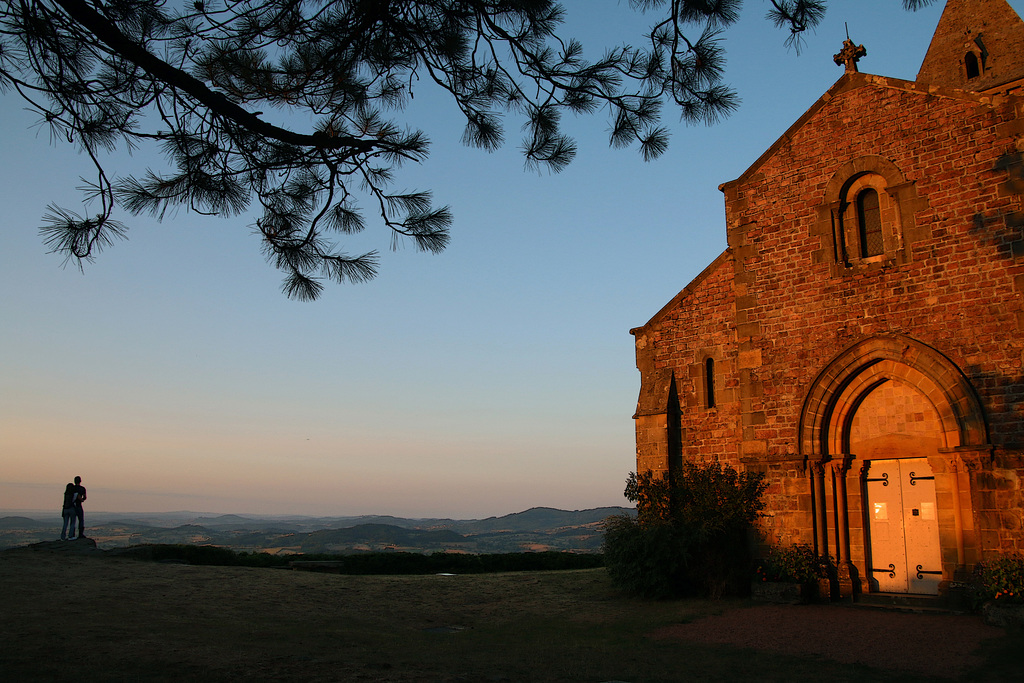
[2,0,1009,518]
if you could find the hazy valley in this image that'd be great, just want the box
[0,506,631,555]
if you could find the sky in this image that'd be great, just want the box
[3,0,1015,519]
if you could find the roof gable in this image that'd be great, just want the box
[917,0,1024,91]
[719,72,1009,193]
[632,249,733,333]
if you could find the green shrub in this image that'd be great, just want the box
[603,462,767,599]
[974,555,1024,604]
[121,544,246,566]
[602,514,693,598]
[119,544,601,574]
[755,544,833,583]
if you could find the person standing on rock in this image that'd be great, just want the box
[60,482,79,540]
[72,476,87,539]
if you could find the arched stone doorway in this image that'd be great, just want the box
[798,335,989,596]
[853,380,944,593]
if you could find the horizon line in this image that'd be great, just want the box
[0,504,635,520]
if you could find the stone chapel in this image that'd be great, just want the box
[631,0,1024,599]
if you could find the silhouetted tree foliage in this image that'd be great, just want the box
[0,1,935,298]
[603,463,766,598]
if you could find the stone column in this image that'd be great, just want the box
[938,445,990,570]
[832,457,858,599]
[950,455,966,568]
[812,461,828,556]
[831,459,851,563]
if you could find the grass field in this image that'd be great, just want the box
[2,547,1022,682]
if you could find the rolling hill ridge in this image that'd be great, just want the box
[0,506,633,554]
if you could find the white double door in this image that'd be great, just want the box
[865,458,943,594]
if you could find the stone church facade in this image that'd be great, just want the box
[631,0,1024,598]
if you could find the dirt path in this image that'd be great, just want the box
[652,603,1003,679]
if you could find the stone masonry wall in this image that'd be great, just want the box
[975,453,1024,556]
[917,0,1024,92]
[632,251,740,473]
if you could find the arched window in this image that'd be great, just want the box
[857,188,883,257]
[965,52,981,79]
[705,357,716,409]
[820,157,917,272]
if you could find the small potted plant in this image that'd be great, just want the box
[752,544,834,604]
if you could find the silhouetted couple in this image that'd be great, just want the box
[60,476,87,541]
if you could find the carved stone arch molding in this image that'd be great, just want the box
[823,155,908,200]
[798,335,989,461]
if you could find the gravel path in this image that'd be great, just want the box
[651,603,1003,679]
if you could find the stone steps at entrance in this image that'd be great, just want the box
[852,592,964,614]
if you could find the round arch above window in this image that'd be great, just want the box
[823,155,907,199]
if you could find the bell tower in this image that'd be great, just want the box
[916,0,1024,93]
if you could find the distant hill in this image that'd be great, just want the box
[446,507,629,533]
[0,507,634,554]
[191,514,260,528]
[0,516,51,530]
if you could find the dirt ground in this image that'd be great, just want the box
[1,544,1017,682]
[651,603,1002,679]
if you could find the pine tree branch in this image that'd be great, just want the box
[50,0,376,154]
